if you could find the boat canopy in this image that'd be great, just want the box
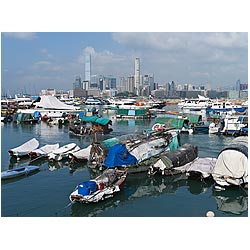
[155,117,188,129]
[104,144,138,168]
[34,95,79,110]
[81,116,112,126]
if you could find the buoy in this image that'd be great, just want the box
[206,211,215,217]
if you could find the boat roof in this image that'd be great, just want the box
[81,116,112,125]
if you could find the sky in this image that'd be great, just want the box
[1,32,248,96]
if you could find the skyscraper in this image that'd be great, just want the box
[134,58,140,96]
[85,54,91,83]
[236,79,241,91]
[73,76,82,89]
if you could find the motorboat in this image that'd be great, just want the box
[206,100,247,114]
[208,115,248,136]
[178,95,212,111]
[69,169,127,203]
[85,98,103,105]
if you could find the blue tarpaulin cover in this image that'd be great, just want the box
[104,144,138,168]
[78,181,97,195]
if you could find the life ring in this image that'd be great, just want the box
[152,123,165,131]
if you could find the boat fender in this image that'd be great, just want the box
[98,182,104,190]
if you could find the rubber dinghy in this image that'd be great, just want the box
[8,138,39,158]
[69,169,127,203]
[1,165,40,180]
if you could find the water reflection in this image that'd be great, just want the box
[70,173,214,217]
[212,187,248,215]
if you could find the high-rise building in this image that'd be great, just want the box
[73,76,82,89]
[134,58,140,95]
[85,54,91,83]
[127,76,135,93]
[236,79,241,91]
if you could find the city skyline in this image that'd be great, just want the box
[1,32,248,96]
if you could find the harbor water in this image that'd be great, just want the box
[1,105,248,217]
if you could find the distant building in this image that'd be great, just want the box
[103,75,116,90]
[73,76,82,89]
[40,88,56,96]
[228,90,240,99]
[85,54,91,83]
[177,90,206,99]
[87,89,100,97]
[73,88,87,98]
[239,90,248,100]
[151,88,166,98]
[240,83,248,91]
[118,77,127,93]
[134,58,140,95]
[127,76,135,93]
[236,79,241,91]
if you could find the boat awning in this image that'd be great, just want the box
[81,116,98,123]
[81,116,112,125]
[95,118,112,126]
[155,117,186,129]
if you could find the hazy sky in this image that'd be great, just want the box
[1,32,248,95]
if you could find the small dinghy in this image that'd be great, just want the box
[48,143,80,162]
[8,138,39,158]
[1,165,40,180]
[69,169,127,203]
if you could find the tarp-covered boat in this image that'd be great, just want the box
[1,165,40,180]
[29,143,60,159]
[212,136,248,187]
[147,144,199,176]
[48,143,80,162]
[8,138,39,158]
[68,145,92,162]
[69,169,127,203]
[102,130,180,171]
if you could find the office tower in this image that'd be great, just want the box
[134,58,140,95]
[85,54,91,83]
[127,76,135,93]
[73,76,82,89]
[236,79,241,91]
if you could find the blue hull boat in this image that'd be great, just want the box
[1,165,40,180]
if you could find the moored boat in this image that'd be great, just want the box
[69,169,127,203]
[1,165,40,180]
[212,136,248,187]
[68,145,93,162]
[48,143,80,162]
[28,143,60,159]
[8,138,39,158]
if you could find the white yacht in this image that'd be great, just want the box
[178,95,212,111]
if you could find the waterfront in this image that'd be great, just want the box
[1,105,248,217]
